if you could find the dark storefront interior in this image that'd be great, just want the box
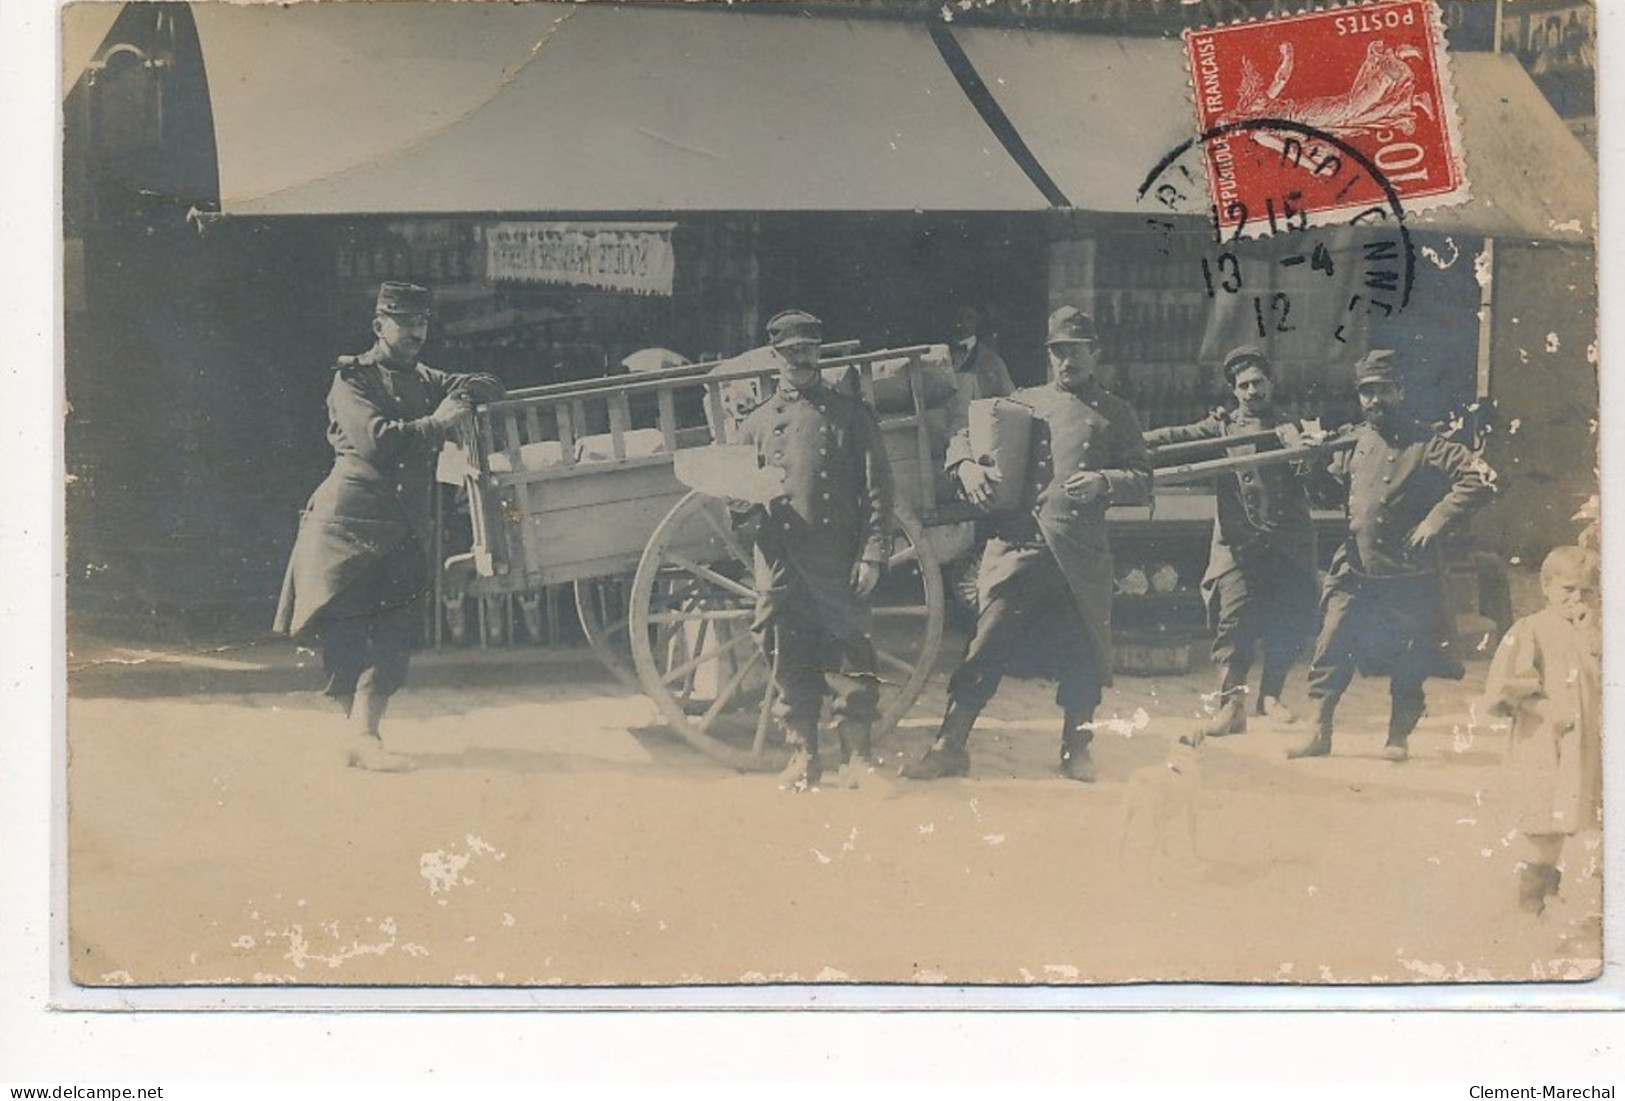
[64,198,1055,640]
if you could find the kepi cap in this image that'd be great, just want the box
[1353,349,1401,387]
[1222,344,1272,384]
[767,309,823,349]
[376,282,433,317]
[1046,305,1098,346]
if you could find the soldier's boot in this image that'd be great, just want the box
[345,676,413,773]
[1517,862,1562,916]
[777,722,822,793]
[1059,710,1097,783]
[836,721,892,794]
[1182,683,1247,747]
[1286,697,1337,760]
[1382,694,1426,762]
[901,700,977,780]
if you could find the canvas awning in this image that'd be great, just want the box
[947,27,1197,214]
[1403,51,1597,241]
[89,2,1593,238]
[950,26,1596,240]
[189,1,1045,213]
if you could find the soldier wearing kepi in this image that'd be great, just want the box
[1287,349,1495,762]
[904,306,1152,783]
[737,310,895,792]
[274,282,504,771]
[1145,346,1319,741]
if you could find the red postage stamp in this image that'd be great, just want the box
[1184,0,1466,234]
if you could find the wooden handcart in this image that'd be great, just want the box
[447,344,972,769]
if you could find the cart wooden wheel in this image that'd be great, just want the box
[575,574,714,711]
[572,577,639,690]
[628,491,944,770]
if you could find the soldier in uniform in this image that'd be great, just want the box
[1144,346,1319,741]
[1287,349,1495,762]
[274,283,504,771]
[903,306,1152,783]
[736,310,895,792]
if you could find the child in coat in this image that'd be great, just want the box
[1482,545,1602,953]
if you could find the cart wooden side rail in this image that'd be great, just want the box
[493,339,864,404]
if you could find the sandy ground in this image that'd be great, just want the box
[65,629,1601,991]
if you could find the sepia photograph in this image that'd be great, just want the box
[57,0,1609,1001]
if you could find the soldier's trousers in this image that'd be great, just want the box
[949,550,1103,716]
[316,539,429,702]
[758,614,881,735]
[748,534,882,736]
[1305,573,1437,720]
[1208,558,1317,700]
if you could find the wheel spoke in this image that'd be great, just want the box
[696,502,753,568]
[650,573,702,605]
[631,491,943,767]
[648,585,707,619]
[664,551,758,602]
[682,616,712,696]
[647,608,754,625]
[697,647,764,730]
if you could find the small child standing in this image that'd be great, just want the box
[1482,545,1602,953]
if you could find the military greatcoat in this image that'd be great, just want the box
[737,378,894,640]
[735,378,894,730]
[1308,418,1495,688]
[949,379,1152,682]
[274,347,500,639]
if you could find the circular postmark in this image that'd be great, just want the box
[1136,118,1415,351]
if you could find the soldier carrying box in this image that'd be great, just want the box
[904,306,1152,783]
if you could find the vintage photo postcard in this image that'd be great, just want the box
[58,0,1611,1004]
